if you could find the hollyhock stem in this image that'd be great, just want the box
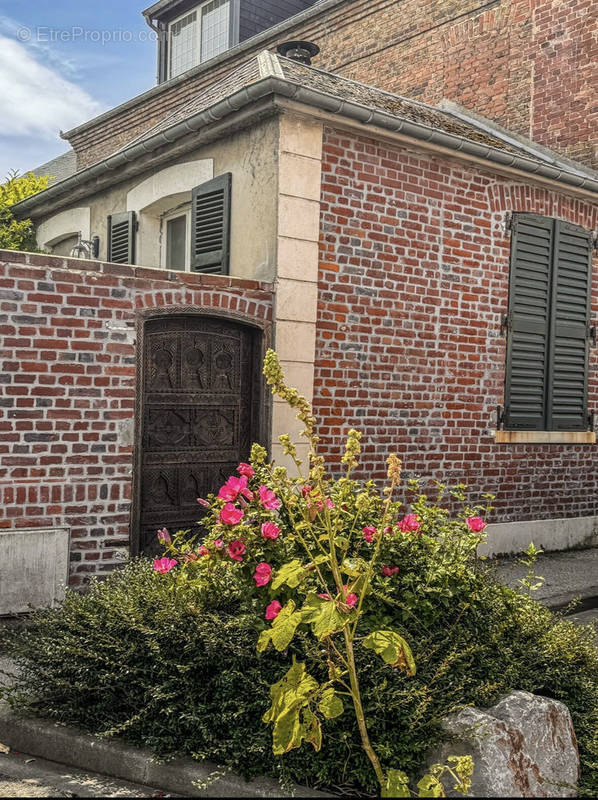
[343,627,385,786]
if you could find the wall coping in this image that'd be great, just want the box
[0,250,275,294]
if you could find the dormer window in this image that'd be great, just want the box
[168,0,231,79]
[144,0,319,84]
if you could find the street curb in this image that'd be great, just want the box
[0,707,331,798]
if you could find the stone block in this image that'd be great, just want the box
[0,527,70,615]
[428,691,579,797]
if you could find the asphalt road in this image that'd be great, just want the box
[0,749,177,798]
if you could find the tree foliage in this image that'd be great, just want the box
[0,170,50,252]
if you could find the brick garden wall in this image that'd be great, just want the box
[66,0,597,171]
[315,127,598,523]
[0,251,273,585]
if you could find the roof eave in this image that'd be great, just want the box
[14,76,598,218]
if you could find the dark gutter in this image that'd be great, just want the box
[14,76,598,218]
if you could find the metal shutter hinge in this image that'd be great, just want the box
[500,313,510,336]
[592,230,598,252]
[496,405,506,430]
[589,324,596,347]
[504,212,513,235]
[588,411,595,432]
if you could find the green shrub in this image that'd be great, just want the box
[3,556,597,795]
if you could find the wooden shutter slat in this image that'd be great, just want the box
[505,214,554,430]
[547,220,592,431]
[107,211,136,265]
[191,173,231,274]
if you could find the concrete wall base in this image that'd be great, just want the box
[480,515,598,557]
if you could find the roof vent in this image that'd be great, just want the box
[277,41,320,65]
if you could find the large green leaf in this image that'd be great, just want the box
[262,659,321,755]
[257,601,303,653]
[301,594,348,640]
[362,630,417,676]
[271,560,306,591]
[317,687,344,720]
[382,769,411,798]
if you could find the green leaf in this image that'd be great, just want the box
[317,687,344,719]
[258,601,303,653]
[417,775,445,797]
[272,707,303,755]
[362,630,417,676]
[262,659,320,756]
[382,769,411,798]
[271,560,306,591]
[301,707,323,752]
[301,594,348,640]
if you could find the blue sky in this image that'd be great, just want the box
[0,0,158,178]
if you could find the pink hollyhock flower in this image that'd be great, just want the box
[237,463,254,478]
[197,498,210,508]
[185,552,199,563]
[301,485,313,498]
[157,528,171,544]
[466,516,487,532]
[218,475,253,502]
[381,565,400,577]
[318,593,331,601]
[265,600,282,621]
[325,498,335,509]
[383,526,393,536]
[254,562,273,587]
[258,485,281,510]
[198,546,210,557]
[345,593,358,607]
[261,522,281,540]
[228,540,246,562]
[213,539,225,550]
[398,513,421,533]
[362,525,377,543]
[153,557,177,574]
[220,504,244,525]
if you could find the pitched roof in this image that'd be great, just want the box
[32,150,77,184]
[124,50,598,175]
[13,50,598,217]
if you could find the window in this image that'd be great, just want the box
[168,0,230,79]
[163,210,191,271]
[503,213,594,432]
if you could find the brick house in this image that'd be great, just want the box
[2,0,598,595]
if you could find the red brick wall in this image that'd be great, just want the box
[315,127,598,523]
[0,251,273,584]
[67,0,597,171]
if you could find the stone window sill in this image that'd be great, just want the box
[494,430,596,444]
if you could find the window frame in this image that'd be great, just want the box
[167,0,232,80]
[161,207,192,272]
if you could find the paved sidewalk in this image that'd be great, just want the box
[494,547,598,610]
[0,750,174,798]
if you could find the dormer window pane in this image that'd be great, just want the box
[169,10,199,78]
[201,0,230,63]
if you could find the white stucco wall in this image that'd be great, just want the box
[37,207,91,251]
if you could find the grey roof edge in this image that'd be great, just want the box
[61,0,345,141]
[14,74,598,217]
[438,99,598,182]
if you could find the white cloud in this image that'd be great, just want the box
[0,34,104,139]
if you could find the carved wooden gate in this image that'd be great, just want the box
[134,314,261,555]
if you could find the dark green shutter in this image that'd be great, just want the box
[547,220,593,430]
[107,211,136,264]
[505,214,593,431]
[191,173,231,274]
[504,214,553,430]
